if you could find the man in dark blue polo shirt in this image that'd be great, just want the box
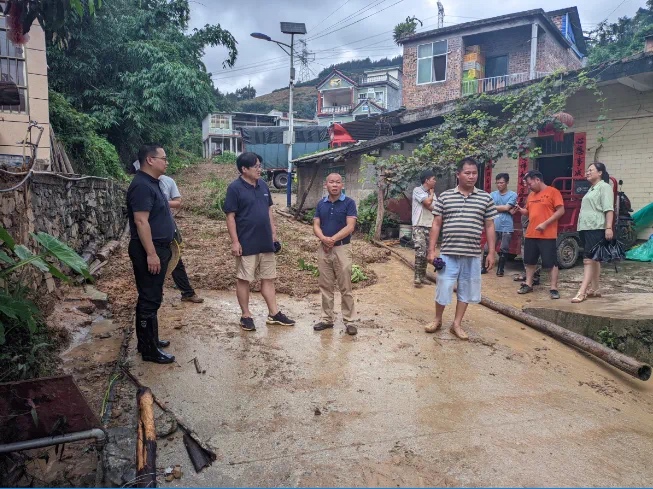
[312,173,358,335]
[224,152,295,332]
[127,144,176,364]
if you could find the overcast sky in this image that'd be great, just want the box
[190,0,648,96]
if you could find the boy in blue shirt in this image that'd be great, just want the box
[483,173,517,276]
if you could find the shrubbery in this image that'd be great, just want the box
[49,91,126,180]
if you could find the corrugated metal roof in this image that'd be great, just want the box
[293,125,439,165]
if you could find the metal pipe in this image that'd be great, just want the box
[0,428,107,454]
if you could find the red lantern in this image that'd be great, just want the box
[553,111,574,128]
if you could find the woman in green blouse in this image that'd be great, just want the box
[572,162,614,303]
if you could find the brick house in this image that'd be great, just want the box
[398,7,586,109]
[316,67,403,125]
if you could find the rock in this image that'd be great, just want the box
[155,411,178,438]
[77,304,96,315]
[314,407,321,416]
[103,427,137,487]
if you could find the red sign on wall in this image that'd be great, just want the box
[517,151,530,203]
[484,160,493,193]
[573,132,587,179]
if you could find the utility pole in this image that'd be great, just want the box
[437,1,444,28]
[251,22,307,209]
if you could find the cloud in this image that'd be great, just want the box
[190,0,648,95]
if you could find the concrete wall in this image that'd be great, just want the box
[387,84,402,111]
[0,17,51,169]
[492,81,653,239]
[297,144,421,209]
[1,172,127,289]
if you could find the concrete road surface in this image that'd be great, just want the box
[132,258,653,487]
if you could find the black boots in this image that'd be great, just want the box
[496,253,506,277]
[136,313,170,352]
[135,314,175,364]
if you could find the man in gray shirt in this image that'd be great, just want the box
[133,161,204,303]
[411,170,437,287]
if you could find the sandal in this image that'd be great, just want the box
[587,289,602,298]
[513,273,526,282]
[517,284,533,294]
[571,292,587,303]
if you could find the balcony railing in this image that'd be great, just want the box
[461,72,552,95]
[320,105,353,114]
[209,127,238,136]
[360,74,400,87]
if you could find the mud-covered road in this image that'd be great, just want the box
[129,255,653,487]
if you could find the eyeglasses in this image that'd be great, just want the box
[248,164,262,170]
[151,156,168,162]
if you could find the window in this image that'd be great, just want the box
[485,55,508,79]
[0,14,28,113]
[417,40,448,84]
[375,91,384,104]
[210,114,230,130]
[358,93,367,101]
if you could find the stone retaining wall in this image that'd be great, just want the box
[1,171,127,289]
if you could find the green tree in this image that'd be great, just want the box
[393,16,422,45]
[235,85,256,100]
[46,0,238,169]
[586,4,653,64]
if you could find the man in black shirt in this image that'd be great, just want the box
[127,144,176,364]
[224,152,295,331]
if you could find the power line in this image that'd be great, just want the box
[308,0,353,33]
[307,0,389,40]
[600,0,632,24]
[308,0,407,41]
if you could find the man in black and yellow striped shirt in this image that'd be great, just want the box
[426,157,498,340]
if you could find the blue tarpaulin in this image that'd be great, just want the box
[240,126,329,170]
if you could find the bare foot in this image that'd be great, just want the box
[424,321,442,333]
[449,324,469,340]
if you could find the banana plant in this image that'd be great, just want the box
[0,226,92,345]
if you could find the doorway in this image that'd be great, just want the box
[534,133,575,185]
[536,155,573,185]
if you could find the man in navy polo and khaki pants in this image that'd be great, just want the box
[312,173,358,336]
[224,152,295,332]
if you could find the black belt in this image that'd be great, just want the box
[334,239,350,246]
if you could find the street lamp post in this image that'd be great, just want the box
[251,22,306,210]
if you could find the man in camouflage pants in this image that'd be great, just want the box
[411,170,437,287]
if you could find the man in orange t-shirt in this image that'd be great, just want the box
[514,170,564,299]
